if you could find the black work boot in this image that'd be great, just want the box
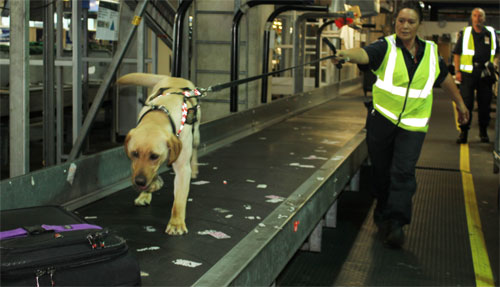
[374,209,389,234]
[373,199,389,232]
[456,130,468,144]
[384,220,405,248]
[479,127,489,143]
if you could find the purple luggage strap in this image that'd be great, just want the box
[0,224,102,240]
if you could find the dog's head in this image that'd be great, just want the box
[124,128,182,191]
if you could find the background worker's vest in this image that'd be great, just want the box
[459,26,497,73]
[372,35,440,133]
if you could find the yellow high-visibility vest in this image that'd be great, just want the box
[372,35,440,132]
[460,26,497,73]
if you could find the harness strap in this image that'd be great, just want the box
[137,105,177,137]
[139,88,201,137]
[0,224,102,240]
[177,101,188,136]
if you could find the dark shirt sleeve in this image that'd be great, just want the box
[496,34,500,55]
[361,38,388,71]
[453,31,463,55]
[434,56,449,87]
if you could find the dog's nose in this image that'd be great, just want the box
[135,175,147,187]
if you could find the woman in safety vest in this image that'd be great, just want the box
[332,0,469,248]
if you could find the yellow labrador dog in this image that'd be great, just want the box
[117,73,201,235]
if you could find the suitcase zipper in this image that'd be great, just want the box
[10,245,128,284]
[2,229,112,253]
[35,267,55,287]
[2,233,128,278]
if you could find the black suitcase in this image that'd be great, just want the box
[0,206,141,286]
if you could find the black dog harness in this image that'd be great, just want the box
[137,87,201,137]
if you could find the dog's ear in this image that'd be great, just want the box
[167,136,183,165]
[124,130,133,157]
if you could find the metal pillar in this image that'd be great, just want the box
[137,19,146,116]
[349,169,360,192]
[9,0,30,177]
[171,0,193,77]
[68,0,148,160]
[82,8,90,152]
[56,0,64,163]
[152,31,158,74]
[325,200,338,227]
[43,0,56,166]
[72,0,83,145]
[301,219,324,252]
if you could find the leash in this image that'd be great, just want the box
[196,54,347,95]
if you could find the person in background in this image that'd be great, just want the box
[453,8,500,144]
[332,1,469,248]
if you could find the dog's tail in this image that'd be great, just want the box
[117,73,169,88]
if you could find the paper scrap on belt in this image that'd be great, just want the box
[137,246,160,252]
[330,155,345,161]
[321,139,340,145]
[289,163,315,168]
[213,207,230,213]
[198,230,231,239]
[303,155,328,160]
[192,180,210,185]
[144,226,156,232]
[265,195,285,203]
[172,259,202,268]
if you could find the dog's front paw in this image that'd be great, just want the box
[191,168,198,179]
[165,220,188,235]
[134,192,152,206]
[150,176,164,192]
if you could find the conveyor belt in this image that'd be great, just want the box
[75,92,368,286]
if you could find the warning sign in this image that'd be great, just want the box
[96,0,120,41]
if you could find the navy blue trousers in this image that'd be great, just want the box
[366,109,426,225]
[459,72,494,131]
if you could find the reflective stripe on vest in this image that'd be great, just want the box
[375,103,429,128]
[372,35,439,132]
[485,26,497,58]
[460,26,497,73]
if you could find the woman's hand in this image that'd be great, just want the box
[331,50,349,65]
[455,70,462,82]
[331,48,369,65]
[441,74,469,125]
[456,102,469,125]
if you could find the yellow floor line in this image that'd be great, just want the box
[456,103,494,286]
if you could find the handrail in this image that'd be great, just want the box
[230,0,321,112]
[293,12,345,94]
[314,19,336,88]
[261,5,328,104]
[171,0,193,77]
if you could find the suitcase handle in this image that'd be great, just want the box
[0,224,102,240]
